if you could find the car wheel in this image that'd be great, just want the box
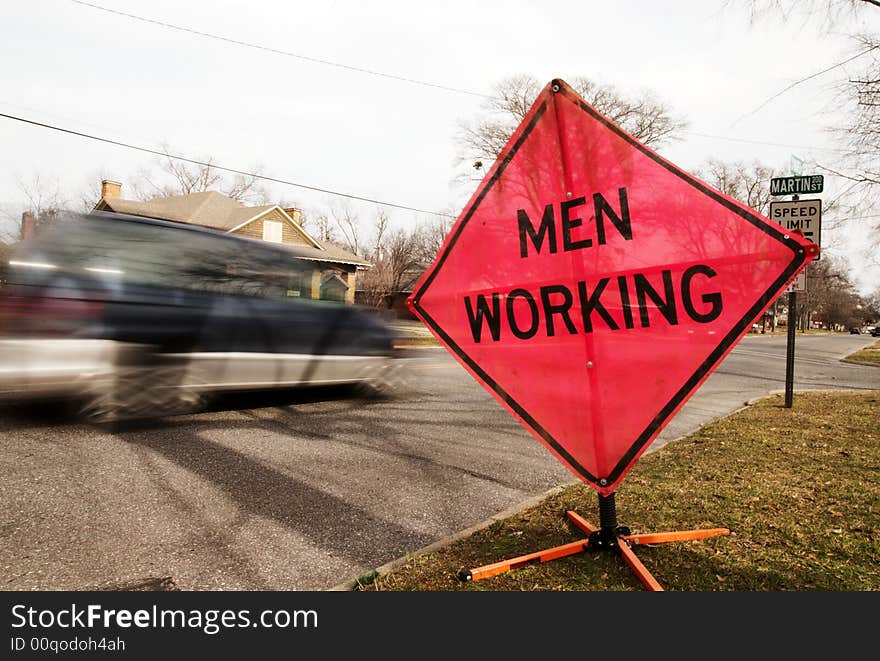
[355,359,409,398]
[79,363,206,425]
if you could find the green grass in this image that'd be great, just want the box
[356,390,880,591]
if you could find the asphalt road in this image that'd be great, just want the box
[0,333,876,591]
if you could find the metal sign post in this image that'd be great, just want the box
[785,290,797,408]
[784,261,806,408]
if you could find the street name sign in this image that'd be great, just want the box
[408,79,819,496]
[769,199,821,259]
[770,175,824,196]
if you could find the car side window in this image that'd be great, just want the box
[187,234,310,300]
[15,215,312,302]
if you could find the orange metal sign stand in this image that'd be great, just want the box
[460,492,729,591]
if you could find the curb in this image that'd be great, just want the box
[327,482,577,591]
[840,358,880,368]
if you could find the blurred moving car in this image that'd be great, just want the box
[870,327,880,337]
[0,211,402,422]
[849,327,862,335]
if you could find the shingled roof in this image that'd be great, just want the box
[95,190,370,267]
[98,192,277,231]
[280,241,372,267]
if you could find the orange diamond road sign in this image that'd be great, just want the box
[407,79,818,496]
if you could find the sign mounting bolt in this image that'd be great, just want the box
[599,478,607,486]
[586,361,593,368]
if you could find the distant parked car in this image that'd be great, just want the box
[0,211,403,423]
[849,327,862,335]
[871,327,880,337]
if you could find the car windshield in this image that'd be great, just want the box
[10,214,314,301]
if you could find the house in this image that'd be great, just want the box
[93,180,370,303]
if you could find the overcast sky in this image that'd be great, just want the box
[1,0,878,294]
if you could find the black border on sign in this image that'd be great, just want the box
[410,80,810,490]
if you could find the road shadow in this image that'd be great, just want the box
[110,396,436,575]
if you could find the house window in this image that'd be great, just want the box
[262,220,282,243]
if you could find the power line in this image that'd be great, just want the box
[0,104,859,218]
[731,43,880,128]
[65,1,865,164]
[65,0,879,167]
[682,130,851,154]
[0,111,453,217]
[70,0,490,99]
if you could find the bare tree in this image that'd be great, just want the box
[697,158,791,330]
[349,205,450,310]
[324,200,363,256]
[359,226,423,309]
[862,286,880,320]
[384,228,423,294]
[454,74,688,181]
[696,158,778,215]
[735,0,879,24]
[367,209,390,262]
[1,172,68,242]
[836,34,880,190]
[411,214,453,266]
[801,256,864,330]
[133,146,270,204]
[732,1,880,246]
[303,208,340,245]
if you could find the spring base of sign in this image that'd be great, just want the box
[458,492,730,591]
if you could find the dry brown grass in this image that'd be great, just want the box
[844,339,880,366]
